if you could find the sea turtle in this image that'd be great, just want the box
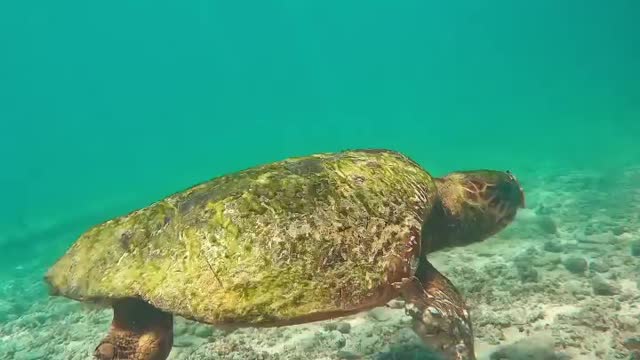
[45,149,525,360]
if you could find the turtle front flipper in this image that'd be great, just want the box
[94,298,173,360]
[399,260,475,360]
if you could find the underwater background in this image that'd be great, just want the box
[1,1,639,359]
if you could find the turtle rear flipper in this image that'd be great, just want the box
[94,298,173,360]
[400,260,475,360]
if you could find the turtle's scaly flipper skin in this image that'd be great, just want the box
[94,298,173,360]
[401,261,475,360]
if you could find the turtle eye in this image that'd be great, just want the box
[506,170,515,181]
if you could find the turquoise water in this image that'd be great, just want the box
[1,1,639,359]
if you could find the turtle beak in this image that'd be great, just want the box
[506,170,525,209]
[518,184,526,208]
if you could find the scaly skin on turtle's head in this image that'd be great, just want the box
[427,170,525,252]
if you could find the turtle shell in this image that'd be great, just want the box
[45,149,438,325]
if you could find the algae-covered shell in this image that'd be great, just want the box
[46,149,438,326]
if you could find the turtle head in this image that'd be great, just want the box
[429,170,525,251]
